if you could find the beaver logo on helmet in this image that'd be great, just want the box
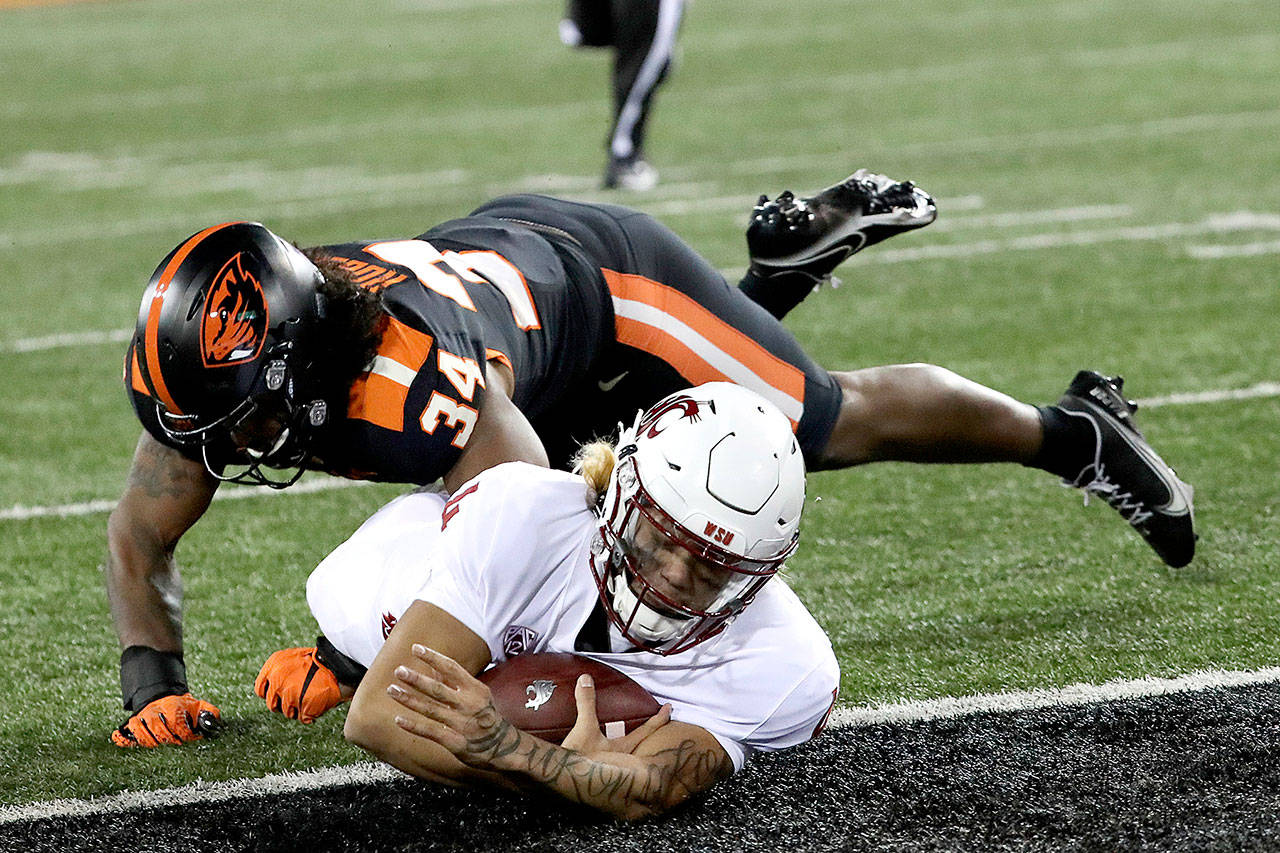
[201,252,268,367]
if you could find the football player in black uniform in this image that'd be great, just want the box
[107,170,1195,747]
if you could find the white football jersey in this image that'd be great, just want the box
[307,462,839,771]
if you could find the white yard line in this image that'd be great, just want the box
[830,666,1280,728]
[1,378,1274,523]
[929,203,1131,231]
[3,328,131,353]
[863,211,1280,264]
[0,478,375,522]
[0,762,406,825]
[1187,239,1280,259]
[1137,382,1280,409]
[4,663,1279,825]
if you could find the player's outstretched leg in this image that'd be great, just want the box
[1045,370,1196,568]
[815,364,1196,568]
[739,169,937,320]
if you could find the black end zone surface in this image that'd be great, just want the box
[8,682,1280,852]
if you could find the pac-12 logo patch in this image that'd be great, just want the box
[502,625,540,657]
[201,252,268,367]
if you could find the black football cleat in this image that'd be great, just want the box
[1057,370,1196,568]
[747,169,937,284]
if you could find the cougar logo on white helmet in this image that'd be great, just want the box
[590,382,805,655]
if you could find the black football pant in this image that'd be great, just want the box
[470,194,843,470]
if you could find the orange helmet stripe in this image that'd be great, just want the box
[143,222,243,415]
[126,343,149,395]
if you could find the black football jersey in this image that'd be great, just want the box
[127,217,612,486]
[312,218,611,483]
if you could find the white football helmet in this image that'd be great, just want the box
[590,382,806,655]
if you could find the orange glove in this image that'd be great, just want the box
[111,693,222,748]
[255,647,344,724]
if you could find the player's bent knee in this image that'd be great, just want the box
[818,363,960,467]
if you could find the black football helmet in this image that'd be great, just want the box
[130,221,331,487]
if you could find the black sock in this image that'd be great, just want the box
[1026,404,1097,481]
[738,269,816,320]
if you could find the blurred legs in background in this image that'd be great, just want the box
[561,0,686,190]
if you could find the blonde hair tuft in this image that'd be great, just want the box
[573,440,618,507]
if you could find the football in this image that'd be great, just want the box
[478,652,661,744]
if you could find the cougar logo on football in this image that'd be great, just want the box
[525,679,557,711]
[201,252,269,367]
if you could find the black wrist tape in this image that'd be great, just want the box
[120,646,188,712]
[315,635,367,689]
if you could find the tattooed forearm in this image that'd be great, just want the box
[495,733,731,819]
[462,707,524,764]
[634,738,733,804]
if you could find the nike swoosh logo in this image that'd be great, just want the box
[756,225,868,267]
[1076,401,1192,516]
[1111,423,1193,516]
[597,371,629,392]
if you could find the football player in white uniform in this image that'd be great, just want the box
[258,383,838,818]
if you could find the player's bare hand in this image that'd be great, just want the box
[389,644,518,769]
[561,673,671,755]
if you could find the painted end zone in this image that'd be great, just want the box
[5,665,1280,831]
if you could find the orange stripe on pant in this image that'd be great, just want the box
[602,269,805,427]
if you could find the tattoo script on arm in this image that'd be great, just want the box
[462,702,732,819]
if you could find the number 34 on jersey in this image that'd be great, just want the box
[361,239,539,451]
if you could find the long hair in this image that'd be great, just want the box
[572,439,617,508]
[299,247,385,401]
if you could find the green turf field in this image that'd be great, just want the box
[1,0,1277,808]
